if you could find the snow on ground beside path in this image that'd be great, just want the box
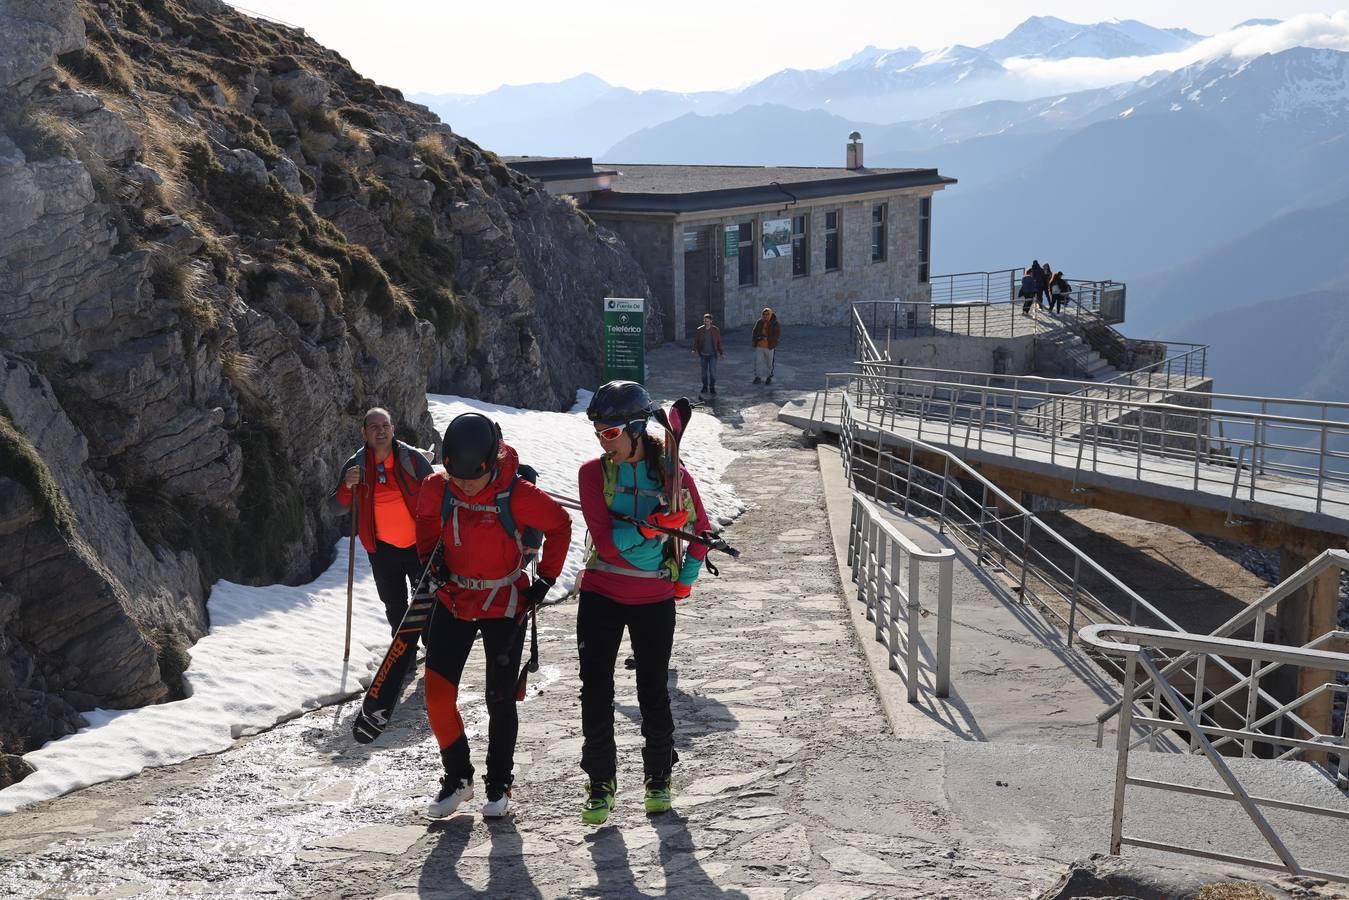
[0,392,742,815]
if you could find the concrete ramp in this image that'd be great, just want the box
[942,741,1349,872]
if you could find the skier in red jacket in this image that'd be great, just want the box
[414,412,571,819]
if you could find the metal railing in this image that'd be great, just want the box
[837,380,1191,680]
[850,298,1207,388]
[828,368,1349,518]
[1080,622,1349,882]
[847,495,955,701]
[1096,550,1349,773]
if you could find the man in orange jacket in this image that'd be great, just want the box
[332,408,433,633]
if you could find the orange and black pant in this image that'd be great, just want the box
[424,609,526,788]
[577,591,677,783]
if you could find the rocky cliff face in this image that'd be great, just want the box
[0,0,652,780]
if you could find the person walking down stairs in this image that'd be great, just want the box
[752,307,781,385]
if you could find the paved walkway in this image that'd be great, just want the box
[2,331,1342,898]
[0,333,1065,899]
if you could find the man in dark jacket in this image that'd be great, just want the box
[332,407,434,632]
[691,313,724,396]
[751,307,781,385]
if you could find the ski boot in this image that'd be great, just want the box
[482,778,511,818]
[643,775,673,814]
[582,779,617,826]
[428,776,473,818]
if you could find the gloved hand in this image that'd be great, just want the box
[638,508,689,539]
[523,576,555,607]
[673,582,692,601]
[427,549,451,584]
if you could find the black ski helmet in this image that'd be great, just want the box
[587,380,654,431]
[441,412,501,479]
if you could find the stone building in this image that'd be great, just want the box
[507,141,955,341]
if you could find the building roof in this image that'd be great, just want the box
[501,156,617,181]
[583,163,955,214]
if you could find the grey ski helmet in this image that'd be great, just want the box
[441,412,501,479]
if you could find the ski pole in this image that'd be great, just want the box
[544,490,740,558]
[343,489,358,661]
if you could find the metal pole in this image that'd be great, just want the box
[1110,651,1138,855]
[1019,516,1031,600]
[1067,555,1081,647]
[1190,653,1207,752]
[343,491,358,661]
[938,456,950,534]
[905,545,919,701]
[935,557,953,698]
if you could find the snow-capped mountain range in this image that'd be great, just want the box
[413,15,1220,154]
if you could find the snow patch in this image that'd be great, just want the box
[0,393,743,815]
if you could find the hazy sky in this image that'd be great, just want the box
[226,2,1349,94]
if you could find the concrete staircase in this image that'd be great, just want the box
[1038,327,1120,382]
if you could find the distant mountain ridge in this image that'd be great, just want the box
[412,14,1211,155]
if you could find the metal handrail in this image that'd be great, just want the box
[830,371,1345,758]
[848,494,955,700]
[837,382,1185,642]
[851,361,1349,417]
[836,369,1349,516]
[1095,550,1349,751]
[1079,622,1349,883]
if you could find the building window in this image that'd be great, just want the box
[871,203,887,263]
[791,214,809,277]
[737,221,756,286]
[918,197,931,283]
[824,210,841,272]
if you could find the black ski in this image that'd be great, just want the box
[351,542,442,744]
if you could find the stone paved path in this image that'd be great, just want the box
[0,334,1067,898]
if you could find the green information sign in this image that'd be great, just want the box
[602,297,645,384]
[723,226,738,258]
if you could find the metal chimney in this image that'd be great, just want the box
[846,131,864,170]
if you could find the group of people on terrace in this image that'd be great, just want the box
[1020,260,1071,315]
[690,307,782,396]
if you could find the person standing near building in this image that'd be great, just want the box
[333,407,434,633]
[691,313,724,396]
[751,307,781,385]
[415,412,572,819]
[575,381,712,825]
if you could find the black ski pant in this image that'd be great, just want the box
[368,540,421,633]
[425,610,526,788]
[577,591,676,784]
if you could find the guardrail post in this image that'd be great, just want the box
[1018,515,1031,600]
[935,557,953,698]
[1111,651,1139,855]
[905,544,920,700]
[1190,653,1207,752]
[1067,555,1081,647]
[938,456,951,534]
[904,448,915,516]
[1317,423,1328,514]
[877,529,889,645]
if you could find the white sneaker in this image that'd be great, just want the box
[427,777,473,818]
[482,783,511,818]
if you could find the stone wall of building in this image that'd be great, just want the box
[681,189,937,337]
